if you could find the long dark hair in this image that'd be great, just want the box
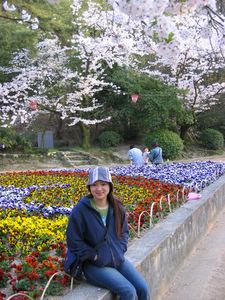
[108,183,124,239]
[88,183,124,239]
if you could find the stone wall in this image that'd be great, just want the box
[61,174,225,300]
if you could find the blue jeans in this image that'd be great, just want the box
[83,258,150,300]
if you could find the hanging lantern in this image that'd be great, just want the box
[131,94,139,103]
[29,100,38,110]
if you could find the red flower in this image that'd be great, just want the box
[17,273,26,280]
[0,254,7,262]
[0,269,5,280]
[44,270,56,278]
[27,270,40,280]
[15,264,23,272]
[0,291,6,300]
[51,243,58,249]
[31,251,40,257]
[60,276,69,285]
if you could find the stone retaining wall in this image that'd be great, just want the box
[62,174,225,300]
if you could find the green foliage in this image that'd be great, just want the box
[0,0,74,68]
[197,97,225,138]
[0,127,32,152]
[0,21,37,67]
[164,32,174,43]
[0,258,9,288]
[0,127,17,150]
[98,131,122,148]
[144,129,184,159]
[15,135,32,153]
[177,110,195,126]
[100,66,184,141]
[0,269,8,288]
[199,128,224,150]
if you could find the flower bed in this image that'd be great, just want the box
[110,161,225,191]
[1,161,225,299]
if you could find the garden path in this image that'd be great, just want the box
[161,206,225,300]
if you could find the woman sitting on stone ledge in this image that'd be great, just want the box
[66,166,150,300]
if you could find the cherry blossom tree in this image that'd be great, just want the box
[109,0,225,138]
[0,38,116,124]
[0,0,154,148]
[1,0,225,147]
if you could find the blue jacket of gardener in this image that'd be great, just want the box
[65,195,128,270]
[148,142,163,165]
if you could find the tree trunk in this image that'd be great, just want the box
[179,124,188,140]
[55,115,63,140]
[79,122,91,150]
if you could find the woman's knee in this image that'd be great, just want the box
[137,282,151,300]
[119,284,137,300]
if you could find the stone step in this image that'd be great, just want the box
[60,151,100,166]
[64,155,90,161]
[66,157,98,163]
[68,160,91,166]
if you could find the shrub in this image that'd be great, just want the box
[144,129,184,160]
[98,131,122,148]
[200,128,224,150]
[15,134,32,153]
[0,128,33,152]
[0,127,17,150]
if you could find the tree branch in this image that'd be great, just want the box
[0,14,32,23]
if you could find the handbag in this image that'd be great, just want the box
[68,258,83,280]
[64,248,83,280]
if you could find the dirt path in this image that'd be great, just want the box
[0,156,66,172]
[1,149,225,172]
[161,207,225,300]
[175,154,225,163]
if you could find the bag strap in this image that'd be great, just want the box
[153,149,161,160]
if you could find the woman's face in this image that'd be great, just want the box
[90,181,110,203]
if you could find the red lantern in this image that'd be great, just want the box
[29,100,38,110]
[131,94,139,103]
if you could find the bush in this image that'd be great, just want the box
[144,129,184,160]
[0,127,33,153]
[98,131,122,148]
[15,135,32,153]
[199,128,224,150]
[0,127,17,150]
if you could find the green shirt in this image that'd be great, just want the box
[90,199,108,226]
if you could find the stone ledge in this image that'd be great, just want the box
[61,174,225,300]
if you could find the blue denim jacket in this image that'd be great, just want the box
[128,148,144,165]
[148,147,163,164]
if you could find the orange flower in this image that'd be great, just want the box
[25,255,38,268]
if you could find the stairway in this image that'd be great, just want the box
[60,151,101,167]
